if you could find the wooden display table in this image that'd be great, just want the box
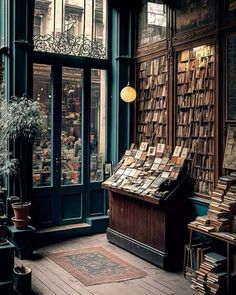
[104,177,190,270]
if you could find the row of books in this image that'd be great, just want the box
[176,138,214,155]
[139,56,167,75]
[136,134,166,145]
[178,46,214,62]
[176,107,214,125]
[102,143,188,199]
[137,124,167,138]
[137,109,167,124]
[138,95,167,107]
[176,124,214,138]
[177,80,213,94]
[177,91,214,107]
[137,107,166,122]
[139,73,167,87]
[177,68,214,84]
[138,96,167,111]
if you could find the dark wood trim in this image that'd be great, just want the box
[107,228,167,268]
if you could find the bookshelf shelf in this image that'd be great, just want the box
[137,55,168,145]
[176,45,215,197]
[188,224,236,294]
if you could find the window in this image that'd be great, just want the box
[33,0,107,59]
[138,0,167,47]
[34,16,41,36]
[32,64,52,187]
[90,69,107,182]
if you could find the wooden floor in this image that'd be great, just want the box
[16,233,196,295]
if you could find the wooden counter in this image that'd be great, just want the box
[104,177,191,270]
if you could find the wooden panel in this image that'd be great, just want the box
[32,194,52,225]
[87,190,105,217]
[109,191,166,251]
[62,193,82,220]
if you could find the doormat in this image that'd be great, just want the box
[48,246,146,286]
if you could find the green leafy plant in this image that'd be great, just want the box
[0,140,18,177]
[0,94,46,206]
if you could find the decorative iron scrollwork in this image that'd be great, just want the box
[34,33,107,59]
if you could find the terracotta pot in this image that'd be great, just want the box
[11,216,31,230]
[12,202,31,219]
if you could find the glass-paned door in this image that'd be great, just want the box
[32,64,107,227]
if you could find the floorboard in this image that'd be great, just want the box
[15,233,195,295]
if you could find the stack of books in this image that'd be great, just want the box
[208,176,236,220]
[205,252,227,295]
[190,252,227,294]
[196,175,236,232]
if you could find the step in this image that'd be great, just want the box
[35,223,92,247]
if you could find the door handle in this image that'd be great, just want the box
[55,157,61,164]
[55,157,61,172]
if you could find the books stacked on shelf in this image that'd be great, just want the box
[102,142,189,200]
[190,174,236,237]
[176,45,215,198]
[184,238,211,283]
[190,252,227,294]
[137,55,168,145]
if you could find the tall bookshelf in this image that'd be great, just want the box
[136,55,168,145]
[176,45,215,197]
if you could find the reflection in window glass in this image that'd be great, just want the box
[33,0,107,59]
[61,67,83,186]
[0,1,6,47]
[0,57,7,189]
[0,58,4,100]
[90,69,106,182]
[32,64,52,187]
[138,0,166,47]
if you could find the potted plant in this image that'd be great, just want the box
[13,264,32,294]
[0,95,46,229]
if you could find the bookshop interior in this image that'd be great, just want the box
[1,0,236,294]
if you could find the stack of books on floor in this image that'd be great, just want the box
[190,252,227,294]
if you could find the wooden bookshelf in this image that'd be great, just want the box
[136,55,168,145]
[175,45,215,197]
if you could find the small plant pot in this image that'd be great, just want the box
[12,202,31,219]
[13,265,32,294]
[11,216,31,230]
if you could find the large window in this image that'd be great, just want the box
[33,0,107,59]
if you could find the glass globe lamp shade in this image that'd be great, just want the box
[120,84,137,103]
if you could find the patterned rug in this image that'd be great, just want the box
[48,246,146,286]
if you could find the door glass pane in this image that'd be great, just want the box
[33,0,107,59]
[90,69,106,182]
[61,67,83,186]
[32,64,52,187]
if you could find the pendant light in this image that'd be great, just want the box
[120,82,137,103]
[120,62,136,103]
